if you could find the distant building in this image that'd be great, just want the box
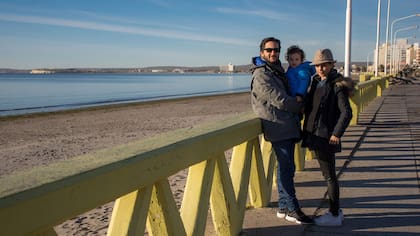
[406,44,416,65]
[409,42,420,65]
[172,68,185,73]
[30,69,54,74]
[219,63,235,73]
[376,39,420,70]
[151,69,165,73]
[228,63,234,72]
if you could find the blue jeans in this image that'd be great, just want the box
[272,139,300,212]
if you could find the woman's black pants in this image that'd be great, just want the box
[314,150,340,216]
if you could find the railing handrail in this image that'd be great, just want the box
[0,112,259,198]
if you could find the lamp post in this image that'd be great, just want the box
[366,50,374,72]
[374,0,381,77]
[389,13,420,74]
[344,0,352,77]
[384,0,390,75]
[392,25,418,73]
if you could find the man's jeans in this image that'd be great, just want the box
[272,139,300,211]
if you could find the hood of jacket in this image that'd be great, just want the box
[331,72,356,97]
[252,56,265,67]
[312,69,355,97]
[250,56,285,74]
[313,69,356,94]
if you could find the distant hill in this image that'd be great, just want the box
[0,68,30,74]
[0,65,252,74]
[0,62,368,74]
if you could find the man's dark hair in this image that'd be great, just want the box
[259,37,281,52]
[286,45,306,61]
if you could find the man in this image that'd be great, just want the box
[250,37,313,225]
[302,49,354,226]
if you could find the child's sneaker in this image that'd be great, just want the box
[276,208,288,218]
[314,210,344,226]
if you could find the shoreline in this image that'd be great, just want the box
[0,91,250,120]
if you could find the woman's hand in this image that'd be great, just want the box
[329,135,340,145]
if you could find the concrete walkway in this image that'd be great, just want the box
[240,77,420,236]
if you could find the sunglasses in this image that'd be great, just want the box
[263,48,280,53]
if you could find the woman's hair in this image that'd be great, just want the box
[285,45,305,61]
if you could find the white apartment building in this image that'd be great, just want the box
[376,39,419,71]
[219,63,235,73]
[407,42,420,65]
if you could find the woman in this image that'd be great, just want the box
[302,48,354,226]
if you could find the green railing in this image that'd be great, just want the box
[0,76,389,236]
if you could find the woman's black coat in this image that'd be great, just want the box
[302,69,353,153]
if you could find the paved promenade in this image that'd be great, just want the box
[240,77,420,235]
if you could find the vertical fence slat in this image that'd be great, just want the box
[107,187,152,236]
[210,153,239,236]
[180,159,215,236]
[248,138,271,207]
[147,181,186,236]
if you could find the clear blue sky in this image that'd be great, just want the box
[0,0,419,69]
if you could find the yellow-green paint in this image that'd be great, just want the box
[180,159,215,236]
[259,138,276,193]
[359,73,375,82]
[107,187,152,236]
[294,141,306,171]
[147,181,186,236]
[349,76,389,125]
[33,228,58,236]
[230,141,252,206]
[350,89,361,126]
[305,149,315,160]
[248,138,272,207]
[210,155,240,236]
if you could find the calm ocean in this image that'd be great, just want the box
[0,73,251,117]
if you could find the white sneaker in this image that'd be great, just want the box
[276,208,287,218]
[314,210,343,226]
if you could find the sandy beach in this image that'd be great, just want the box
[0,92,252,235]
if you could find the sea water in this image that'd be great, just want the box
[0,73,251,116]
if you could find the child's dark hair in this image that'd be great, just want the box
[285,45,305,61]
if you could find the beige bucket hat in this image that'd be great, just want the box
[310,49,336,66]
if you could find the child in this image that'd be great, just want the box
[285,45,315,101]
[285,45,315,122]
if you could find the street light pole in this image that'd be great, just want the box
[392,25,418,73]
[366,50,374,72]
[374,0,381,77]
[389,13,420,74]
[344,0,352,77]
[384,0,390,75]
